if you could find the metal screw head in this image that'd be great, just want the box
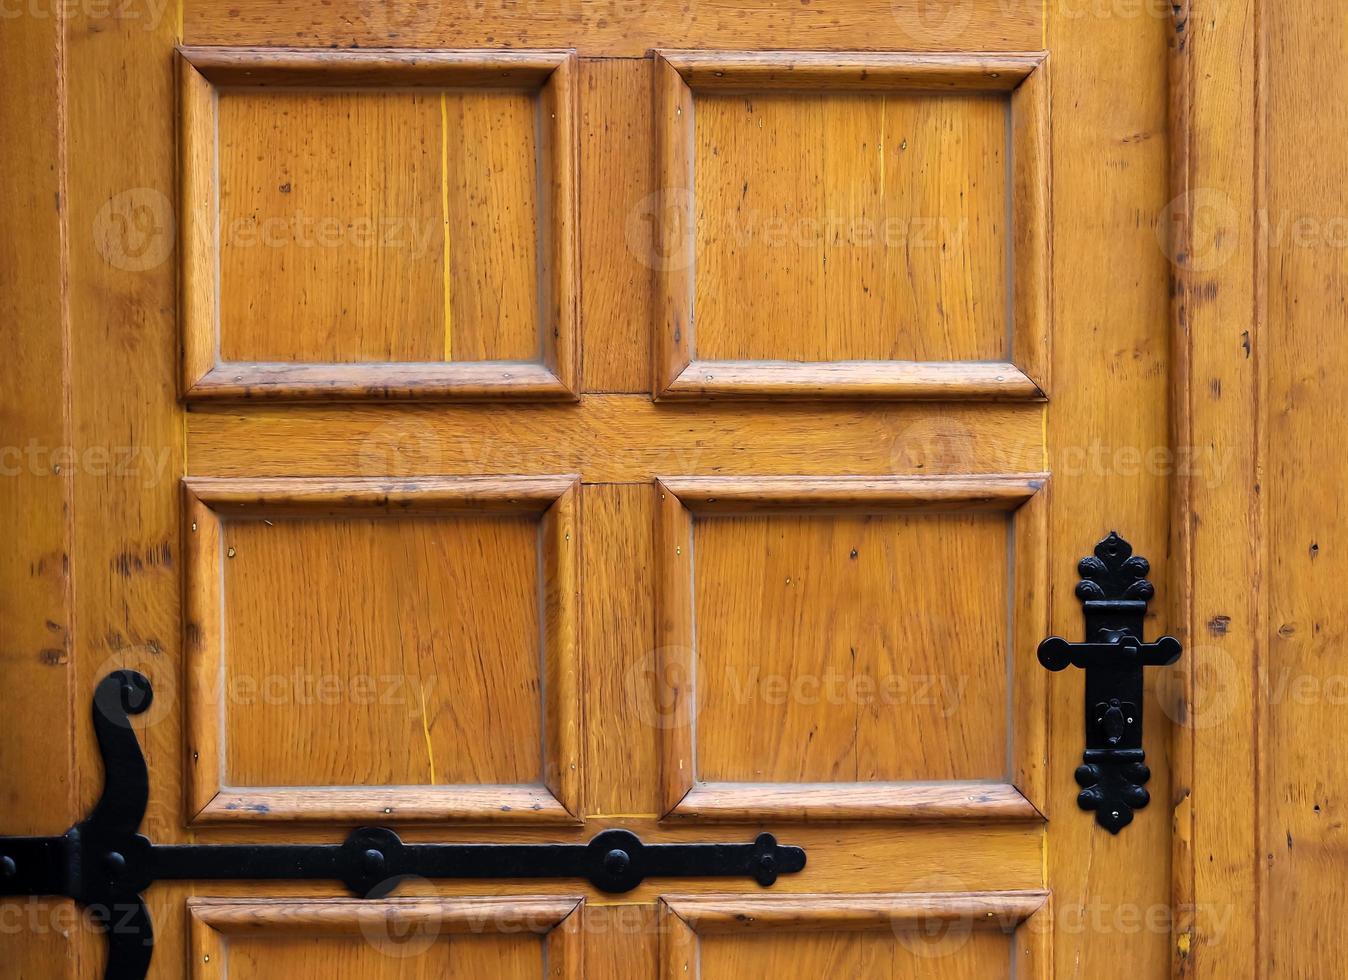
[0,855,15,879]
[758,854,776,874]
[602,848,630,876]
[104,851,127,878]
[362,848,386,875]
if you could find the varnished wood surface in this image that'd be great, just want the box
[654,477,1049,821]
[663,890,1048,932]
[179,48,580,402]
[178,46,572,86]
[185,398,1046,479]
[182,1,1044,54]
[1263,0,1348,974]
[2,0,1286,973]
[188,896,582,978]
[660,892,1045,980]
[657,50,1044,91]
[1167,1,1263,975]
[183,476,581,823]
[0,4,76,978]
[156,818,1050,899]
[1044,0,1175,975]
[652,51,1050,401]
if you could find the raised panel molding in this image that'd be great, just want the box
[652,51,1050,401]
[658,892,1049,978]
[182,476,581,824]
[653,475,1049,822]
[188,896,583,978]
[178,48,579,402]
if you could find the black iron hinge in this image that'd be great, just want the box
[1037,532,1183,833]
[0,671,806,979]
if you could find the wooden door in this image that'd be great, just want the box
[2,1,1204,978]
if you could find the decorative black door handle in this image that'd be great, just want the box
[1037,532,1182,834]
[0,672,806,980]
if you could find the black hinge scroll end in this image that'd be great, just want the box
[0,671,808,980]
[1036,532,1183,835]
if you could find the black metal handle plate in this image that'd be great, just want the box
[0,672,806,980]
[1036,532,1183,834]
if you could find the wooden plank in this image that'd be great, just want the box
[582,904,659,980]
[1168,0,1263,975]
[581,485,661,817]
[580,59,655,393]
[1045,0,1175,975]
[1263,0,1348,974]
[63,1,188,977]
[183,0,1044,54]
[186,397,1046,480]
[0,3,75,976]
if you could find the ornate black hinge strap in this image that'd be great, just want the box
[1036,532,1182,834]
[0,672,806,980]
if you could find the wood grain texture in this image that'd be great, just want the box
[185,398,1047,480]
[581,485,661,816]
[178,48,580,401]
[660,892,1045,980]
[178,46,571,86]
[661,361,1044,400]
[138,818,1045,900]
[1169,0,1263,976]
[60,2,189,977]
[217,87,446,362]
[691,511,1010,783]
[0,3,75,977]
[183,1,1045,54]
[670,782,1042,824]
[580,58,655,393]
[663,890,1048,932]
[1044,0,1175,974]
[652,51,1049,401]
[0,3,1217,978]
[183,476,581,824]
[1264,0,1348,974]
[188,896,582,978]
[654,476,1048,820]
[658,50,1043,90]
[690,87,1006,363]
